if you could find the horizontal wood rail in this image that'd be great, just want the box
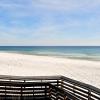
[0,75,99,100]
[60,76,100,100]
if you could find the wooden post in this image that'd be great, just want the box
[73,85,75,96]
[88,89,91,100]
[57,79,59,88]
[64,96,67,100]
[45,85,47,98]
[61,79,64,89]
[33,86,34,99]
[56,91,59,100]
[5,86,6,100]
[20,86,23,100]
[48,85,52,99]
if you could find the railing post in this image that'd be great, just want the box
[48,85,52,99]
[72,85,78,100]
[73,85,75,96]
[61,79,64,89]
[64,96,67,100]
[57,79,59,88]
[33,86,34,99]
[45,85,47,98]
[20,86,23,100]
[56,91,59,100]
[5,86,6,100]
[88,89,91,100]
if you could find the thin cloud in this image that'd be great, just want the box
[0,0,100,45]
[32,0,100,11]
[0,38,100,46]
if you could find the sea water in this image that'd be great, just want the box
[0,46,100,61]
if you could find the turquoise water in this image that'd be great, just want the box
[0,46,100,61]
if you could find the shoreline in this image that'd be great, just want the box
[0,52,100,88]
[0,51,100,62]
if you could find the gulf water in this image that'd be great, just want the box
[0,46,100,61]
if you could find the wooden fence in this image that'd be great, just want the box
[0,75,99,100]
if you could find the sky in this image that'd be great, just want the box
[0,0,100,46]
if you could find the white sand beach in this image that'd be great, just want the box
[0,52,100,88]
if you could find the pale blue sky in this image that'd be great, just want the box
[0,0,100,46]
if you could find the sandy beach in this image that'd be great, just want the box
[0,52,100,88]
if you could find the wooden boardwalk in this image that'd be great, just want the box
[0,75,100,100]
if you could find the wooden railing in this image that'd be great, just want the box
[0,75,61,100]
[0,75,99,100]
[59,76,100,100]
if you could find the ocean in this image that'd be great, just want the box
[0,46,100,61]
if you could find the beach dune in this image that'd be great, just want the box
[0,52,100,88]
